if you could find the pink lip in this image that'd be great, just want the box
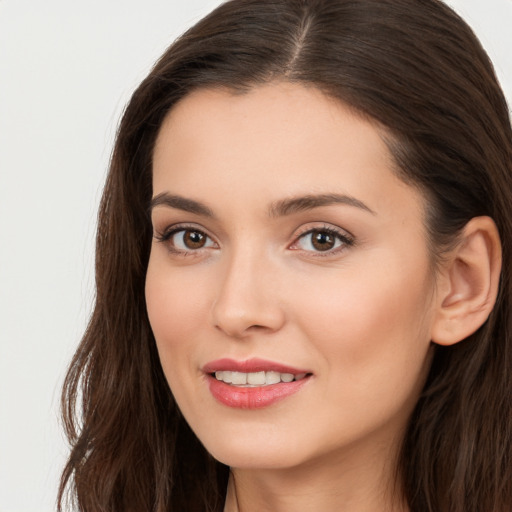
[203,358,312,409]
[202,358,309,374]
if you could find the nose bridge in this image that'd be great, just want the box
[211,241,285,338]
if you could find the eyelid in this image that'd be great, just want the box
[293,222,355,239]
[154,221,213,239]
[153,221,355,257]
[154,223,219,254]
[289,223,355,255]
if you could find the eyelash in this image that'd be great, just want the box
[154,224,355,257]
[154,224,217,256]
[290,225,355,257]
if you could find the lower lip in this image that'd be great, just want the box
[207,375,310,409]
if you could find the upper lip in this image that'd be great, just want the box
[202,358,311,375]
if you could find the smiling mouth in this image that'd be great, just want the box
[203,358,312,408]
[212,370,309,387]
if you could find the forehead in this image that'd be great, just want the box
[154,83,387,158]
[152,82,423,222]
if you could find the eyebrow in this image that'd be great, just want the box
[149,192,375,218]
[149,192,215,217]
[268,193,376,217]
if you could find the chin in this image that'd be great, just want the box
[210,447,305,470]
[197,429,310,470]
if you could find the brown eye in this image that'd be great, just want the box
[165,228,216,252]
[183,230,207,249]
[293,227,353,254]
[311,230,336,251]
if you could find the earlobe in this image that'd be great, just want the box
[431,216,502,346]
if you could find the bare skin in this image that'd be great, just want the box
[146,82,501,512]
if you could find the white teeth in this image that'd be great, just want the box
[266,371,281,385]
[231,371,248,385]
[247,371,266,385]
[213,370,307,386]
[215,370,233,383]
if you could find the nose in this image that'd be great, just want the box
[211,248,286,339]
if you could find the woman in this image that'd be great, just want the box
[58,0,512,510]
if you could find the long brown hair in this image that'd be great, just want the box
[59,0,512,510]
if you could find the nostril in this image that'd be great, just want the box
[214,322,270,338]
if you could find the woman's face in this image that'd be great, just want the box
[146,83,438,471]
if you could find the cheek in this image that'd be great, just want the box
[291,256,435,397]
[145,263,217,422]
[145,261,210,374]
[147,284,206,332]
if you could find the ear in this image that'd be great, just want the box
[431,216,502,346]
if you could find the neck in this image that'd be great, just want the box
[223,442,409,512]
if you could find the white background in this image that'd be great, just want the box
[0,1,510,511]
